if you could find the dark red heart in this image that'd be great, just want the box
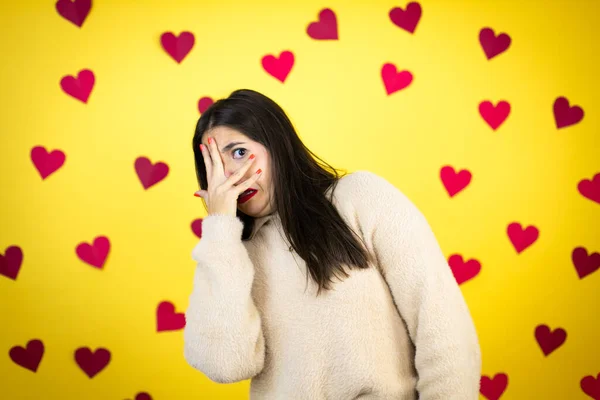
[480,373,508,400]
[553,96,584,129]
[55,0,91,28]
[262,51,295,83]
[307,8,338,40]
[479,28,511,60]
[135,393,153,400]
[0,246,23,280]
[156,301,186,332]
[448,255,481,285]
[135,157,169,190]
[9,339,44,372]
[535,325,566,356]
[31,146,66,179]
[572,247,600,280]
[381,63,413,95]
[440,166,472,197]
[507,223,539,254]
[479,101,510,130]
[389,2,422,34]
[74,347,111,378]
[191,218,203,238]
[581,373,600,400]
[76,236,110,269]
[60,69,95,103]
[578,173,600,204]
[161,31,195,64]
[198,97,214,114]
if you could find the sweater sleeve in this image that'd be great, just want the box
[348,171,481,399]
[183,214,265,384]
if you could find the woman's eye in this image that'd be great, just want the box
[233,148,247,159]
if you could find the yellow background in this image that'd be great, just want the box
[1,0,599,399]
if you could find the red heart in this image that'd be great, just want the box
[480,373,508,400]
[60,69,95,103]
[572,247,600,280]
[0,246,23,280]
[74,347,110,378]
[381,63,413,95]
[262,51,295,83]
[9,339,44,372]
[156,301,186,332]
[55,0,91,28]
[578,173,600,204]
[440,166,472,197]
[161,31,195,64]
[448,255,481,285]
[31,146,66,179]
[581,373,600,400]
[479,101,510,130]
[535,325,566,356]
[307,8,338,40]
[76,236,110,269]
[389,2,422,34]
[135,393,153,400]
[479,28,511,60]
[554,96,584,129]
[135,157,169,190]
[507,223,539,254]
[191,218,203,238]
[197,97,214,114]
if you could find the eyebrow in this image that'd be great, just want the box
[220,141,246,153]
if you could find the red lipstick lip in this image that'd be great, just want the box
[237,189,257,204]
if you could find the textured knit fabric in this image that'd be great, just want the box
[183,170,482,399]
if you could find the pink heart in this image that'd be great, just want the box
[381,63,413,95]
[535,325,566,356]
[572,247,600,280]
[480,373,508,400]
[76,236,110,269]
[448,255,481,285]
[306,8,338,40]
[479,101,510,130]
[0,246,23,280]
[581,373,600,400]
[55,0,91,28]
[161,31,195,64]
[578,173,600,204]
[261,51,295,83]
[440,166,472,197]
[554,96,584,129]
[156,301,186,332]
[135,157,169,190]
[389,2,422,34]
[74,347,111,378]
[507,222,539,254]
[9,339,44,372]
[197,97,214,114]
[31,146,66,179]
[191,218,203,238]
[479,28,511,60]
[60,69,95,103]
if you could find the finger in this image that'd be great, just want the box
[234,168,263,196]
[194,190,207,198]
[225,154,256,188]
[200,142,212,178]
[208,136,225,177]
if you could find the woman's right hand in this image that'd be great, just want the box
[194,136,262,217]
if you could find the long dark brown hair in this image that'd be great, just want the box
[192,89,374,295]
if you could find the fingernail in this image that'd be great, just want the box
[208,137,212,144]
[200,144,204,151]
[249,154,255,160]
[256,168,262,174]
[194,192,201,197]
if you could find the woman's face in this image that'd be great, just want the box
[201,126,274,218]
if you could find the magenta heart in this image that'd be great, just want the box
[9,339,44,372]
[75,347,111,378]
[156,301,186,332]
[60,69,95,103]
[55,0,91,28]
[381,63,413,95]
[553,96,584,129]
[572,247,600,280]
[389,2,422,34]
[76,236,110,269]
[480,373,508,400]
[440,166,472,197]
[197,96,214,114]
[479,100,510,130]
[31,146,66,180]
[578,173,600,204]
[191,218,203,238]
[535,325,566,356]
[135,157,169,190]
[581,374,600,400]
[261,51,295,83]
[306,8,338,40]
[507,222,539,254]
[161,31,195,63]
[0,246,23,280]
[479,28,511,60]
[448,255,481,285]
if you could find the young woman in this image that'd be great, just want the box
[185,89,481,399]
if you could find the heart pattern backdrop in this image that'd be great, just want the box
[1,0,598,399]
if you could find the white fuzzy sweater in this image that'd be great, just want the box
[183,170,481,399]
